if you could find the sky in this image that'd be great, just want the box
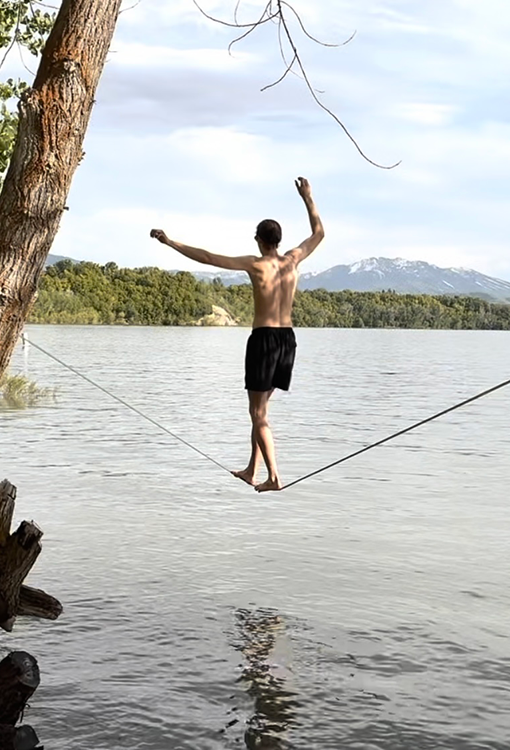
[4,0,510,278]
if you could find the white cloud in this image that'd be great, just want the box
[166,127,270,183]
[395,103,457,127]
[111,42,255,69]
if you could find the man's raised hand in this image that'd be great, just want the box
[295,176,312,200]
[150,229,170,245]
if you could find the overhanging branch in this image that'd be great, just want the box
[193,0,401,170]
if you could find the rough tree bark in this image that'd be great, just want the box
[0,0,123,377]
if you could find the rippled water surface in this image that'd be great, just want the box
[1,325,510,749]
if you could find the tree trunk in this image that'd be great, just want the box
[0,0,123,377]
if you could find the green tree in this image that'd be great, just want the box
[29,262,510,331]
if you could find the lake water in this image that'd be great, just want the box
[1,325,510,749]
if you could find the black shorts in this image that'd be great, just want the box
[245,327,297,392]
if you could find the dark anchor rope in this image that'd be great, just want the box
[26,337,510,492]
[280,376,510,490]
[28,339,232,476]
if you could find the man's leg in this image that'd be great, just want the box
[249,389,281,492]
[232,389,273,486]
[231,423,263,486]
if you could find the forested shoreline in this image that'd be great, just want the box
[29,260,510,330]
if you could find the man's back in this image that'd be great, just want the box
[249,255,299,329]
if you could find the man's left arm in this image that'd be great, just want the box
[151,229,255,272]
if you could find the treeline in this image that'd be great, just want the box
[30,260,510,329]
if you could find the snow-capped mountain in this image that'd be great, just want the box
[299,258,510,299]
[191,258,510,301]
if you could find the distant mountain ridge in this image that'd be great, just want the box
[191,257,510,301]
[46,253,74,266]
[45,254,510,301]
[299,257,510,298]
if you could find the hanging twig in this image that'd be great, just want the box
[17,41,37,78]
[264,15,325,94]
[193,0,400,170]
[261,50,297,90]
[277,4,400,169]
[192,0,277,30]
[119,0,143,15]
[233,0,242,25]
[0,1,23,72]
[1,0,56,73]
[31,1,59,8]
[279,1,347,48]
[228,3,276,55]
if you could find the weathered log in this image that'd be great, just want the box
[0,480,62,631]
[0,480,16,546]
[0,522,42,629]
[0,724,42,750]
[0,652,40,726]
[18,586,62,621]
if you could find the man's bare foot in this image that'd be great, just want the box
[231,469,256,487]
[255,477,282,493]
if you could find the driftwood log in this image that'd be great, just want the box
[0,652,42,749]
[0,479,62,748]
[0,480,62,632]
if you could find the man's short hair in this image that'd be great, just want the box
[256,219,282,247]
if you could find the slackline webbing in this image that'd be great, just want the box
[279,375,510,490]
[26,337,510,491]
[28,339,232,476]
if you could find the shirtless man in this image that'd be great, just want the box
[150,177,324,492]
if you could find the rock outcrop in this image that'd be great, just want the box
[198,305,238,327]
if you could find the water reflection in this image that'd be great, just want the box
[232,608,300,749]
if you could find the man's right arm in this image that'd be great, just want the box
[150,229,256,272]
[286,177,325,265]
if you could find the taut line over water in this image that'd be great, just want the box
[27,337,510,492]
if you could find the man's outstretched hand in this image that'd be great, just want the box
[150,228,170,245]
[295,176,313,201]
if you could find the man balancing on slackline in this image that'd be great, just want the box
[150,177,324,492]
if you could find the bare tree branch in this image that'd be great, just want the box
[275,14,302,80]
[17,40,37,78]
[192,0,277,30]
[280,1,349,48]
[32,1,59,8]
[193,0,400,170]
[271,14,325,94]
[261,50,297,91]
[233,0,242,25]
[278,6,400,169]
[0,1,23,72]
[119,0,143,15]
[228,3,274,55]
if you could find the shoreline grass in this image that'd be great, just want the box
[0,372,57,409]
